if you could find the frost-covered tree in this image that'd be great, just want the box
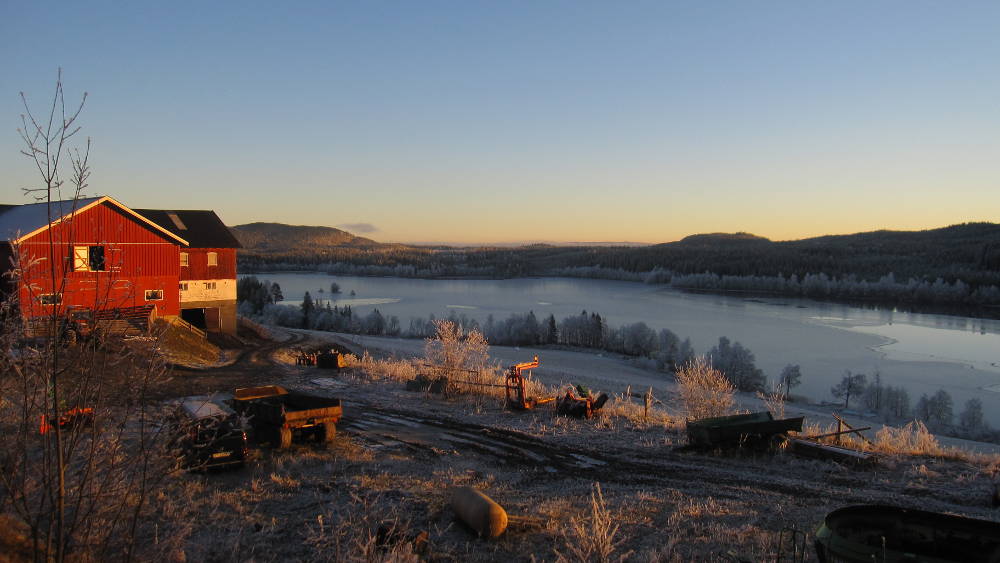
[915,390,954,431]
[657,328,681,370]
[622,322,656,357]
[831,371,867,409]
[958,397,989,439]
[927,389,954,430]
[881,385,911,420]
[708,337,766,392]
[424,320,489,378]
[386,315,401,336]
[778,364,802,397]
[677,338,696,370]
[862,372,883,412]
[363,309,386,335]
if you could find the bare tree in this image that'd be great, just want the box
[830,371,867,410]
[915,389,954,431]
[881,385,911,420]
[1,71,173,562]
[778,364,801,399]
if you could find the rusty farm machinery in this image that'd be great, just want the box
[408,355,608,418]
[503,356,555,411]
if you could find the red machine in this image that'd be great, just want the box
[504,356,554,410]
[39,407,95,435]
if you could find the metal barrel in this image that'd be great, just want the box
[451,487,508,538]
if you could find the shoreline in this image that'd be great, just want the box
[240,269,1000,321]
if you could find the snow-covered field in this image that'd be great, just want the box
[315,331,1000,455]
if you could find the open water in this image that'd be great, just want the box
[246,272,1000,425]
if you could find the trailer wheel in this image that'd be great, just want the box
[322,422,336,442]
[278,427,292,449]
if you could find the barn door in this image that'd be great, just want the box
[205,308,220,331]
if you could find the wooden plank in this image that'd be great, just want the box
[789,438,876,465]
[803,427,872,440]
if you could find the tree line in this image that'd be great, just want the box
[237,223,1000,314]
[830,370,996,443]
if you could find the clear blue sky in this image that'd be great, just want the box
[2,2,998,244]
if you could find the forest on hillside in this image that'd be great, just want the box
[235,222,1000,311]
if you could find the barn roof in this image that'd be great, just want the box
[0,196,189,246]
[133,209,242,249]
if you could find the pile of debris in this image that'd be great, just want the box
[555,385,609,419]
[295,349,346,369]
[407,356,611,420]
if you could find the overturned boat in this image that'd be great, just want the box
[815,504,1000,563]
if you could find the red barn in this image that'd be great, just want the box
[134,208,242,335]
[0,196,239,336]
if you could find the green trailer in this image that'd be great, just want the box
[686,411,803,447]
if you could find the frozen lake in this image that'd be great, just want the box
[246,272,1000,424]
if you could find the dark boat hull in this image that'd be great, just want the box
[815,505,1000,563]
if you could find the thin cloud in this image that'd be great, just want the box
[337,222,379,234]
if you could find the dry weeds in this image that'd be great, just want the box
[756,388,787,420]
[304,490,424,563]
[358,351,421,383]
[554,483,631,563]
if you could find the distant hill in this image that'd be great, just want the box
[233,221,1000,301]
[578,222,1000,284]
[231,222,385,254]
[674,232,772,246]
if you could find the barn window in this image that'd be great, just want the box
[145,289,164,301]
[39,293,62,305]
[73,246,106,272]
[207,252,218,267]
[203,282,217,290]
[179,283,188,291]
[180,252,189,267]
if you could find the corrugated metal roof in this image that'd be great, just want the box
[134,209,242,249]
[180,396,235,419]
[0,196,189,246]
[0,197,102,242]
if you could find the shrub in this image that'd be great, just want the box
[874,421,944,456]
[424,320,489,378]
[675,357,735,420]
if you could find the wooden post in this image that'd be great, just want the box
[644,387,652,422]
[836,418,842,445]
